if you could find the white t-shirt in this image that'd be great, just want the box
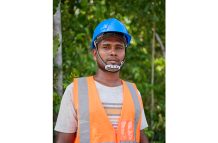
[55,81,148,133]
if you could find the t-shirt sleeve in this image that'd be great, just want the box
[140,107,148,130]
[138,91,149,130]
[54,83,78,133]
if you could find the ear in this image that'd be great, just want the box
[92,49,97,61]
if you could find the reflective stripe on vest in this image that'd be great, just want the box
[100,141,139,143]
[74,76,142,143]
[95,140,139,143]
[126,82,141,141]
[78,77,90,143]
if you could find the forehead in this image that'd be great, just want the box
[98,36,125,45]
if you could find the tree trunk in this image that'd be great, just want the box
[53,2,63,96]
[155,32,165,58]
[151,24,156,129]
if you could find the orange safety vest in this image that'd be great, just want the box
[73,76,143,143]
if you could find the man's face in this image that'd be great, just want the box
[92,35,126,71]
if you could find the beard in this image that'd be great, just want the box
[96,58,121,73]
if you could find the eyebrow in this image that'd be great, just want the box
[101,42,124,46]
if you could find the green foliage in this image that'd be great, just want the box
[53,0,165,142]
[53,92,61,130]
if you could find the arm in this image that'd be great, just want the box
[56,132,76,143]
[55,83,78,143]
[140,130,149,143]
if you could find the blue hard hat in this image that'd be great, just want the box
[91,18,132,49]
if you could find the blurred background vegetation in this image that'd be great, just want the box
[53,0,165,142]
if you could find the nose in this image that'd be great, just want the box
[109,48,117,56]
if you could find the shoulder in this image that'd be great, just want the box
[122,79,141,96]
[65,82,74,92]
[61,82,74,99]
[69,76,90,92]
[122,78,134,83]
[73,76,90,80]
[122,79,136,88]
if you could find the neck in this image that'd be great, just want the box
[94,69,122,87]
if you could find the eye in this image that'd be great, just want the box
[102,46,110,50]
[116,46,124,50]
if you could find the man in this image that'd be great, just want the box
[55,18,149,143]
